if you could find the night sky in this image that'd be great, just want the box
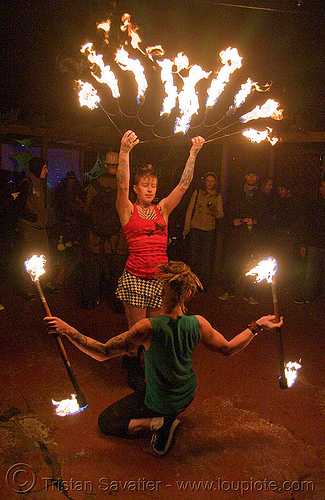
[1,0,324,135]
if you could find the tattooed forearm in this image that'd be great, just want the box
[116,157,129,185]
[68,330,107,360]
[179,155,196,189]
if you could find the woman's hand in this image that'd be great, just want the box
[190,135,205,156]
[257,315,283,331]
[120,130,140,153]
[44,316,72,337]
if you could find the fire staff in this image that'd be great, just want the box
[44,261,283,457]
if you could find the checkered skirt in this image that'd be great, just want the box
[116,270,163,309]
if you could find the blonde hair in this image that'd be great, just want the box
[156,261,202,313]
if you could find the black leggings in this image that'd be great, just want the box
[98,387,193,438]
[98,387,165,438]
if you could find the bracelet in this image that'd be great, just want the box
[247,321,263,336]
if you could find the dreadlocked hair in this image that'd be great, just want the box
[156,261,203,313]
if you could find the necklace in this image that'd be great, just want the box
[136,201,157,220]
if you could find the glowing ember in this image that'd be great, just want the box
[115,46,148,103]
[24,255,46,282]
[77,80,101,110]
[174,64,211,134]
[239,98,283,123]
[242,127,279,145]
[52,394,86,417]
[284,361,302,388]
[245,257,278,283]
[206,47,242,108]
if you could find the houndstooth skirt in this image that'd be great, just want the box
[116,270,163,309]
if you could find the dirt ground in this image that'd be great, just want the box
[0,272,324,500]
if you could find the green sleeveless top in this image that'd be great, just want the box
[145,314,200,414]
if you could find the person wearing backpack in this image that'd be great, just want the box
[115,130,205,390]
[80,152,128,310]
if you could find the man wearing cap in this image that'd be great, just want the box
[219,171,264,304]
[183,172,224,289]
[81,152,127,310]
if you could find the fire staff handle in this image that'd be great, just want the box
[35,281,88,407]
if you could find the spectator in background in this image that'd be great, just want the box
[15,157,56,299]
[259,175,276,252]
[51,171,86,285]
[294,178,325,304]
[218,171,264,305]
[182,172,224,289]
[78,152,128,311]
[272,178,302,286]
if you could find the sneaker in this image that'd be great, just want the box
[243,296,259,305]
[218,292,235,300]
[151,416,180,456]
[294,298,312,304]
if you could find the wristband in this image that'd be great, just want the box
[248,321,263,336]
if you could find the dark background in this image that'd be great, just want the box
[1,0,324,139]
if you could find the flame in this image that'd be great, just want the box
[120,13,145,53]
[146,45,165,62]
[228,78,270,114]
[242,127,279,145]
[245,257,278,283]
[157,58,178,115]
[284,361,301,388]
[52,394,86,417]
[206,47,242,108]
[115,46,148,103]
[174,64,211,134]
[76,80,101,110]
[239,98,283,123]
[97,19,111,34]
[24,255,46,282]
[81,44,120,99]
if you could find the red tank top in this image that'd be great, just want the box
[123,204,168,279]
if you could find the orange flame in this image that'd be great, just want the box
[81,44,120,98]
[24,255,46,282]
[239,98,283,123]
[52,394,86,417]
[285,361,302,388]
[115,46,148,103]
[245,257,278,283]
[206,47,242,108]
[76,80,100,109]
[242,127,279,145]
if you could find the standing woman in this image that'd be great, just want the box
[182,172,224,289]
[116,130,205,388]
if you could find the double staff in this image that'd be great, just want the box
[246,257,301,389]
[25,255,87,415]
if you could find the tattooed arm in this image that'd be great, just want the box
[43,317,152,361]
[116,130,139,225]
[158,135,205,218]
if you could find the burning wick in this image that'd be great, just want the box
[245,257,300,389]
[284,361,302,388]
[24,255,87,415]
[52,394,86,417]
